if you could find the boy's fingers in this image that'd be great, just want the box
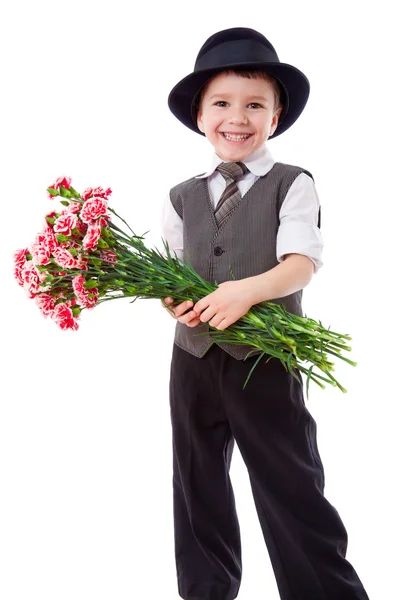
[178,308,197,323]
[181,301,193,315]
[174,301,193,313]
[163,299,194,320]
[186,317,201,327]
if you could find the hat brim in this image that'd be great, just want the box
[168,62,310,139]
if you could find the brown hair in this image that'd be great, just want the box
[192,68,284,120]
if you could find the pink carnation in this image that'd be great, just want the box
[14,248,30,268]
[48,176,72,199]
[66,201,82,214]
[44,211,57,228]
[72,275,98,309]
[14,249,30,286]
[35,293,56,317]
[30,230,58,266]
[72,274,85,294]
[80,197,108,224]
[76,254,88,270]
[100,251,117,264]
[92,186,112,199]
[74,218,87,236]
[42,229,57,252]
[54,176,72,189]
[81,187,93,201]
[81,186,111,201]
[30,239,51,266]
[14,267,24,286]
[33,229,57,255]
[98,215,110,228]
[84,289,98,308]
[52,303,79,330]
[21,261,48,295]
[82,221,102,250]
[52,247,77,269]
[53,213,78,236]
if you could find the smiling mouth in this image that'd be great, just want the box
[220,132,252,142]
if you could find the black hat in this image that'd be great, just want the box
[168,27,310,139]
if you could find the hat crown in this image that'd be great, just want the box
[194,27,280,71]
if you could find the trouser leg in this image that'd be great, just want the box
[219,348,370,600]
[169,343,242,600]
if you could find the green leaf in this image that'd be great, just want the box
[84,280,99,289]
[72,306,81,317]
[59,186,72,198]
[68,186,81,198]
[305,366,313,399]
[45,217,55,224]
[96,237,109,249]
[47,187,59,196]
[56,234,69,243]
[242,352,265,390]
[60,200,70,206]
[54,298,66,305]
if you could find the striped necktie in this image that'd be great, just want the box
[214,162,249,227]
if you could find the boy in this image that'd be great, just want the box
[161,27,369,600]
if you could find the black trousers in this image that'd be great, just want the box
[169,342,369,600]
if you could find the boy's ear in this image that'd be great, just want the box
[270,106,283,137]
[197,110,204,133]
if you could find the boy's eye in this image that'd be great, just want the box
[214,101,263,108]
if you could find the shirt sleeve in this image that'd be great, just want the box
[276,172,324,272]
[160,192,184,261]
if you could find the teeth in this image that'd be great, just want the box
[223,133,250,141]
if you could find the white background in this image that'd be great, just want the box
[1,1,398,599]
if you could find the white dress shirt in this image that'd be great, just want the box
[160,144,324,272]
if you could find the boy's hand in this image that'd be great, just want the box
[162,297,202,327]
[192,280,254,331]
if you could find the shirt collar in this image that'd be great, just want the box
[195,143,275,179]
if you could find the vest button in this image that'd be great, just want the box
[214,246,224,256]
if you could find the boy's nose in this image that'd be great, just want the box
[228,110,248,125]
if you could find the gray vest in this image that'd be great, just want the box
[169,162,313,360]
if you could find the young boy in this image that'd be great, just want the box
[161,27,369,600]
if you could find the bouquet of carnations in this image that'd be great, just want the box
[14,176,356,394]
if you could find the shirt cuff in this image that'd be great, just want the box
[276,220,324,272]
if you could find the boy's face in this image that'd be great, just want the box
[197,71,282,162]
